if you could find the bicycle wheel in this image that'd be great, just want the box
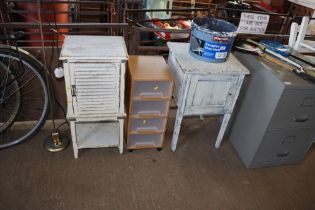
[0,46,49,148]
[0,61,20,132]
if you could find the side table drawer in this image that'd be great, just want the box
[131,100,170,117]
[269,90,315,129]
[75,121,119,148]
[133,81,172,99]
[128,133,163,148]
[130,118,166,133]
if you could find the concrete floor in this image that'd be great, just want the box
[1,110,315,210]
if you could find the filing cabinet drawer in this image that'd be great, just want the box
[252,128,315,167]
[269,90,315,129]
[130,118,166,133]
[131,100,170,117]
[128,134,163,148]
[133,81,172,99]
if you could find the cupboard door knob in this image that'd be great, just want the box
[153,85,159,91]
[142,119,147,125]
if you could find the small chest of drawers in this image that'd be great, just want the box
[126,56,173,150]
[60,36,128,158]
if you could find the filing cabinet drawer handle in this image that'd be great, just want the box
[277,151,289,157]
[294,116,309,122]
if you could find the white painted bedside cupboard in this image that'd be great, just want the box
[60,36,128,158]
[167,42,249,151]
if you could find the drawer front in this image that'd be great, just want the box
[75,121,119,148]
[70,63,120,117]
[128,133,163,148]
[131,100,169,117]
[186,76,238,113]
[269,90,315,129]
[252,128,315,166]
[130,118,166,133]
[133,81,172,99]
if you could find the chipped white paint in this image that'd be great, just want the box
[167,42,249,151]
[61,36,128,158]
[60,36,128,60]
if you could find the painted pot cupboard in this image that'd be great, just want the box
[167,42,250,151]
[60,36,128,158]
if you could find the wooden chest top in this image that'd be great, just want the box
[128,55,172,81]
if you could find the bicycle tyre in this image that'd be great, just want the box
[0,45,49,149]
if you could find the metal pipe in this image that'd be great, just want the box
[0,22,128,29]
[5,0,118,4]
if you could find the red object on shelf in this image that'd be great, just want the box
[259,1,284,13]
[151,19,191,40]
[16,2,68,46]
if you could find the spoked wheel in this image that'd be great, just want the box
[0,47,49,149]
[0,62,20,132]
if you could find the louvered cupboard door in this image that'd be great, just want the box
[69,63,120,118]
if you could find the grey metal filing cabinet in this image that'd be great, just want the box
[230,52,315,168]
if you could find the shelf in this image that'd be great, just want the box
[75,121,119,149]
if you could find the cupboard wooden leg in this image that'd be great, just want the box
[171,110,183,152]
[215,114,231,149]
[119,119,124,154]
[70,121,79,159]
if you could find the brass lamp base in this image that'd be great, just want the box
[44,132,70,152]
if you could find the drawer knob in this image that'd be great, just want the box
[153,85,159,91]
[142,119,147,125]
[277,151,289,157]
[294,116,309,123]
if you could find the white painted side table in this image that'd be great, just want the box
[60,36,128,158]
[167,42,249,151]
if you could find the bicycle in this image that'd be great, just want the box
[0,31,49,149]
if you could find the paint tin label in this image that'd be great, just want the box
[213,36,229,43]
[202,41,231,60]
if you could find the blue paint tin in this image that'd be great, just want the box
[189,18,237,63]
